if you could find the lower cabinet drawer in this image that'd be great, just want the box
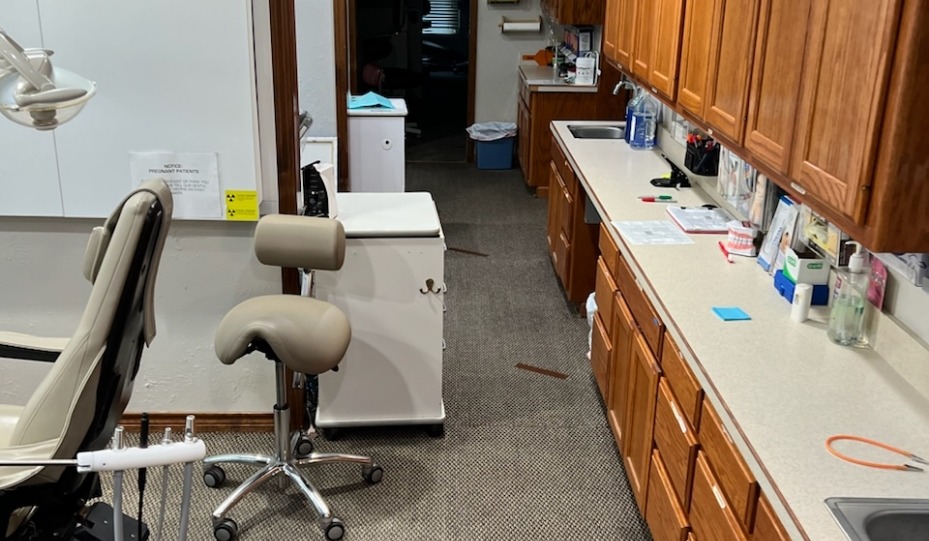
[700,401,759,533]
[558,182,573,240]
[690,452,748,541]
[590,311,612,401]
[661,334,703,431]
[752,494,791,541]
[654,378,698,511]
[615,253,664,357]
[646,449,690,541]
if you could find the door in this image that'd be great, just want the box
[603,0,620,64]
[608,293,636,450]
[790,0,900,221]
[625,330,661,510]
[615,0,637,71]
[546,161,562,256]
[648,0,685,100]
[704,0,761,143]
[677,0,717,117]
[632,0,657,81]
[517,96,530,175]
[743,0,811,175]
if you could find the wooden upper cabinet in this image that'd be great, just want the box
[544,0,605,25]
[648,0,685,100]
[790,0,900,222]
[615,0,637,71]
[603,0,620,64]
[677,0,716,116]
[743,0,811,175]
[704,0,761,143]
[632,0,656,80]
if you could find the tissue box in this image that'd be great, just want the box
[783,248,829,285]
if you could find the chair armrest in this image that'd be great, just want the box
[0,332,69,362]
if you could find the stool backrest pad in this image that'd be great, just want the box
[254,215,345,270]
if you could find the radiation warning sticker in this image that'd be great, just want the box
[224,190,259,221]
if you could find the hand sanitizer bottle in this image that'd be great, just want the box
[827,242,873,347]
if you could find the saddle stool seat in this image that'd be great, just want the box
[202,215,382,541]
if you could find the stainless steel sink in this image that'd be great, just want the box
[826,498,929,541]
[568,124,625,139]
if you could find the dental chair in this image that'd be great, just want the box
[0,179,173,540]
[202,215,382,541]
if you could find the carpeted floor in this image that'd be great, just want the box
[101,162,651,540]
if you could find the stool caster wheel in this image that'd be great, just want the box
[362,464,384,484]
[324,517,345,541]
[293,434,314,457]
[425,423,444,438]
[203,465,226,488]
[320,427,343,441]
[213,518,238,541]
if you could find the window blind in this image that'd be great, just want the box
[423,0,459,35]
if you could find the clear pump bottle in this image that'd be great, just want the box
[827,242,873,348]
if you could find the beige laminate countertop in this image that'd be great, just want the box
[519,64,599,93]
[550,120,929,541]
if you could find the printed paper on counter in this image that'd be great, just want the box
[130,151,222,219]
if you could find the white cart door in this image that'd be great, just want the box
[315,235,445,426]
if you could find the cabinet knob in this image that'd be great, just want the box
[790,181,807,195]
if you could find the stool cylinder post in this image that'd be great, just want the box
[274,361,291,462]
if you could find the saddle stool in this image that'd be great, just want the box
[202,215,382,541]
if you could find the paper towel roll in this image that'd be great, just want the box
[501,18,541,33]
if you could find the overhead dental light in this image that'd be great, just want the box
[0,27,95,131]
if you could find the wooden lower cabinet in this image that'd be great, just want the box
[752,494,790,541]
[646,450,690,541]
[699,401,759,532]
[690,452,749,541]
[653,378,699,511]
[624,330,661,510]
[608,293,636,449]
[590,311,613,400]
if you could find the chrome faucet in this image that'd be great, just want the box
[613,76,636,95]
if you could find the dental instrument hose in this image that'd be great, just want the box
[138,413,149,540]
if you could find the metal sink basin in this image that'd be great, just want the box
[826,498,929,541]
[568,124,625,139]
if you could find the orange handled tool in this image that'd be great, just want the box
[825,434,929,472]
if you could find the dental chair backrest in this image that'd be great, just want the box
[6,179,172,487]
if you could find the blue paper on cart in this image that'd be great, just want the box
[348,92,395,109]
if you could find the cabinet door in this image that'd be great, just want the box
[691,452,749,541]
[603,0,620,63]
[615,0,637,71]
[753,494,791,541]
[517,96,531,177]
[677,0,717,117]
[546,161,560,256]
[648,0,685,101]
[625,330,661,511]
[591,312,613,401]
[646,450,690,541]
[743,0,811,175]
[632,0,656,80]
[608,293,636,450]
[704,0,760,143]
[790,0,900,221]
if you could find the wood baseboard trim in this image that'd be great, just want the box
[119,412,274,433]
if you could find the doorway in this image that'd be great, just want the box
[336,0,476,172]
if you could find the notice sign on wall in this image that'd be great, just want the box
[130,151,222,219]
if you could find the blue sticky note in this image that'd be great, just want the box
[712,307,751,321]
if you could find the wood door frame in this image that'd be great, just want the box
[334,0,479,170]
[268,0,304,429]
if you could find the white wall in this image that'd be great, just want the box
[296,1,338,136]
[475,0,550,123]
[0,220,281,412]
[0,3,341,413]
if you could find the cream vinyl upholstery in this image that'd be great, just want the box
[254,214,346,270]
[0,179,172,538]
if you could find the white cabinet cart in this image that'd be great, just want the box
[347,98,407,192]
[314,192,445,435]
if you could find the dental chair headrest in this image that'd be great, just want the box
[254,214,345,271]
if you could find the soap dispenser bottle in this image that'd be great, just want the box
[827,242,873,348]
